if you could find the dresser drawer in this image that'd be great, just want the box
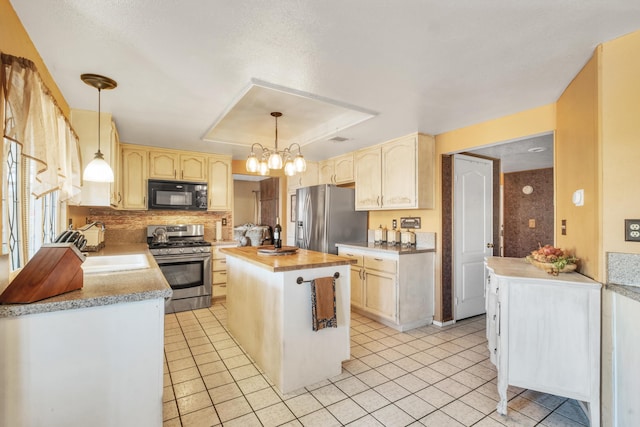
[364,256,396,274]
[212,284,226,298]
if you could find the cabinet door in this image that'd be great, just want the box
[180,154,207,182]
[364,269,396,321]
[121,147,148,210]
[318,160,334,184]
[299,161,319,187]
[354,147,381,210]
[350,266,364,308]
[382,136,417,208]
[148,151,179,180]
[208,156,232,211]
[485,269,499,366]
[109,122,122,208]
[334,153,354,184]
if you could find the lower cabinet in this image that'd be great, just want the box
[212,244,236,299]
[485,257,601,425]
[337,246,434,331]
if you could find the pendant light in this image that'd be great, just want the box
[81,73,117,183]
[245,112,306,176]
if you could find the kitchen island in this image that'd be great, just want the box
[220,246,354,393]
[0,244,171,427]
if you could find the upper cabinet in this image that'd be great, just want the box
[207,155,233,211]
[149,150,207,182]
[355,133,434,210]
[318,154,354,185]
[121,146,148,210]
[287,161,319,191]
[109,122,122,209]
[71,109,120,207]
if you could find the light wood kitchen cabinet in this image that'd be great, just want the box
[338,251,364,308]
[484,257,601,425]
[355,133,434,210]
[109,122,122,208]
[354,147,382,209]
[207,154,233,211]
[212,243,236,300]
[121,146,148,210]
[286,161,318,191]
[71,109,120,207]
[318,159,334,185]
[318,154,354,185]
[149,150,207,182]
[337,245,434,331]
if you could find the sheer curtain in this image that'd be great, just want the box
[1,53,81,268]
[1,53,81,202]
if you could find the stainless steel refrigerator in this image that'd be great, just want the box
[295,184,368,254]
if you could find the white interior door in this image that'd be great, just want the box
[454,154,493,320]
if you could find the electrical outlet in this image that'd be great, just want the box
[625,219,640,241]
[561,219,567,236]
[222,218,227,226]
[528,219,536,228]
[392,219,397,229]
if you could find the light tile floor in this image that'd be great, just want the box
[163,302,591,427]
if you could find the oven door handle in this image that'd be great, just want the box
[170,281,206,290]
[154,255,211,264]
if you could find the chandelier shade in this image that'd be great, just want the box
[246,112,306,176]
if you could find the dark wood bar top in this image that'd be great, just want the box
[220,246,355,272]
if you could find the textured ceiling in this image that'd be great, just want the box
[9,1,640,170]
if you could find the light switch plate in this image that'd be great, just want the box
[625,219,640,241]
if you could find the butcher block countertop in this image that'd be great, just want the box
[0,244,171,318]
[220,246,355,272]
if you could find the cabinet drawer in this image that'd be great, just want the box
[212,271,228,284]
[338,250,363,266]
[212,284,226,298]
[364,256,396,274]
[213,258,227,271]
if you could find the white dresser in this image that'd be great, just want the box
[485,257,601,426]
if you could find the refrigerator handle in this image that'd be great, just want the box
[304,192,312,249]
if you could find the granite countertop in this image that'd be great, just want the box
[220,246,355,272]
[336,242,436,255]
[0,244,171,318]
[606,283,640,303]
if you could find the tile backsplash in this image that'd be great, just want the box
[73,207,233,244]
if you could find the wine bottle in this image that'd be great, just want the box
[274,217,282,249]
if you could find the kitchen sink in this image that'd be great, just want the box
[82,254,150,274]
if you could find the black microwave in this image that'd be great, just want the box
[148,179,208,211]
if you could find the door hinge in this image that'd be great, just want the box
[454,297,458,306]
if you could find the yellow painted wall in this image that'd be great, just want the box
[0,0,69,115]
[600,31,640,257]
[555,53,601,280]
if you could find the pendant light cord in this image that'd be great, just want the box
[97,87,102,154]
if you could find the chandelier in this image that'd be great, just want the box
[245,112,306,176]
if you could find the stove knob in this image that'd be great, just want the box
[179,248,185,253]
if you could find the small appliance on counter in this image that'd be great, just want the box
[147,224,212,313]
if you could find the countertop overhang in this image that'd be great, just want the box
[0,244,171,318]
[220,246,355,272]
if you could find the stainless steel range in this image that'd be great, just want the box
[147,224,212,313]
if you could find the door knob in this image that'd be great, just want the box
[487,242,495,248]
